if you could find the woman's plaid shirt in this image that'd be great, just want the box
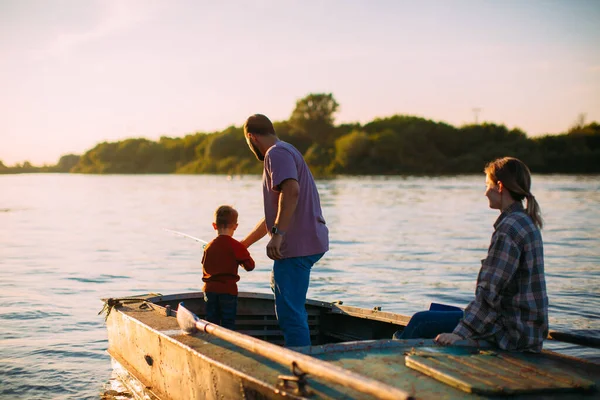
[453,202,548,352]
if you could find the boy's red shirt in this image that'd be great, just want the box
[201,235,255,295]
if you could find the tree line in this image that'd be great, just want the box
[2,93,599,175]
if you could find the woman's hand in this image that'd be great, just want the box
[435,333,463,346]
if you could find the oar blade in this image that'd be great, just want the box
[176,302,200,334]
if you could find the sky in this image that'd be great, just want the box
[1,0,599,165]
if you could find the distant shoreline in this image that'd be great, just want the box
[3,94,599,175]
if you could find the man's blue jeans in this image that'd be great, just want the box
[271,253,324,347]
[204,292,238,331]
[393,303,464,339]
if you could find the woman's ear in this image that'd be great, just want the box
[497,181,503,193]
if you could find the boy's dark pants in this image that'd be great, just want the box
[204,292,238,331]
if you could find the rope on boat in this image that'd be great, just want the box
[98,293,162,321]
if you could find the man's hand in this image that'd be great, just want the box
[266,234,284,260]
[434,333,463,346]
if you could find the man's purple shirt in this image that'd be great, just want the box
[262,140,329,258]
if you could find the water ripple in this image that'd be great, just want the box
[0,310,68,320]
[0,173,598,399]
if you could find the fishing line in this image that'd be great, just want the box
[163,228,208,248]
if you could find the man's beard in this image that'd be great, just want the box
[249,140,264,161]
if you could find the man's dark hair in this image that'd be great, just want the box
[243,114,275,136]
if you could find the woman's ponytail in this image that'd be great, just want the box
[526,193,543,229]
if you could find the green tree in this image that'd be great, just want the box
[276,120,313,154]
[304,143,334,175]
[204,126,248,160]
[54,154,80,172]
[333,131,370,173]
[289,93,339,146]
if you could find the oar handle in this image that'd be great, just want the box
[548,330,600,348]
[178,303,415,400]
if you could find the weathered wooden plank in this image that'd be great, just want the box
[405,348,597,395]
[497,353,597,389]
[452,353,558,389]
[328,304,411,325]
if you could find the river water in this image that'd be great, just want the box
[0,174,598,399]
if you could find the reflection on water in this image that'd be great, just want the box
[0,174,599,399]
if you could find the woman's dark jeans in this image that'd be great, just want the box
[393,303,463,339]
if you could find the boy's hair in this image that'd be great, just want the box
[214,205,238,228]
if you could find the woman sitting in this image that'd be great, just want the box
[396,157,548,352]
[435,157,548,352]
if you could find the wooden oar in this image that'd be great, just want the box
[176,303,415,400]
[547,330,600,348]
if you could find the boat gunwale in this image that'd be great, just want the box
[102,292,599,350]
[143,291,412,326]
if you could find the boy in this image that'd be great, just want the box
[202,205,255,330]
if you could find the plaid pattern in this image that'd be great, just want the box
[454,202,548,352]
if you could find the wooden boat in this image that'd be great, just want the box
[101,291,600,399]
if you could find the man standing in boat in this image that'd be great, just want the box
[240,113,329,347]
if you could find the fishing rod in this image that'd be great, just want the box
[163,228,209,246]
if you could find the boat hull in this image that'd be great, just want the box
[106,302,310,399]
[103,292,600,400]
